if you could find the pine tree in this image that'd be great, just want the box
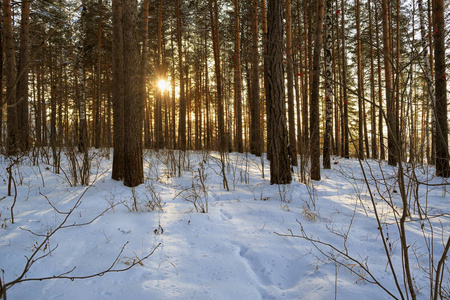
[323,0,333,169]
[122,0,143,187]
[17,0,30,152]
[266,0,291,184]
[433,0,450,177]
[4,0,17,155]
[310,0,325,180]
[112,0,124,181]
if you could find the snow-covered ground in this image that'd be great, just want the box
[0,150,448,299]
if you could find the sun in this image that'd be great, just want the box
[158,79,168,92]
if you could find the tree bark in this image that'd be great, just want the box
[155,0,163,150]
[176,0,186,151]
[341,0,349,159]
[94,0,103,149]
[382,0,397,166]
[323,0,333,169]
[266,0,291,184]
[112,0,125,181]
[4,0,17,155]
[433,0,450,177]
[122,0,143,187]
[368,0,377,159]
[310,0,324,181]
[375,5,385,160]
[286,0,297,166]
[17,0,30,152]
[250,0,261,156]
[234,0,243,153]
[356,0,364,160]
[208,0,226,152]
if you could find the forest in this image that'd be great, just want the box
[0,0,449,299]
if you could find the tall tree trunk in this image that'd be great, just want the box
[0,20,2,149]
[155,0,163,150]
[302,0,309,156]
[310,0,324,180]
[286,0,297,166]
[141,0,149,150]
[341,0,349,158]
[4,0,16,155]
[112,0,124,180]
[418,0,435,165]
[266,0,291,184]
[356,0,364,160]
[17,0,30,152]
[208,0,226,152]
[433,0,450,177]
[250,0,261,156]
[94,0,103,149]
[323,0,333,169]
[234,0,243,153]
[375,5,385,160]
[382,0,397,166]
[261,0,270,159]
[78,7,88,153]
[368,0,377,159]
[176,0,186,151]
[123,0,143,187]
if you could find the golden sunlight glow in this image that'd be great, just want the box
[158,79,168,92]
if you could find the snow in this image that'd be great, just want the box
[0,150,448,299]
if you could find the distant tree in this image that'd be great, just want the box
[266,0,291,185]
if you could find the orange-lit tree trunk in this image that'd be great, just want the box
[142,0,150,149]
[176,0,186,151]
[250,0,261,156]
[208,0,226,152]
[155,0,164,150]
[356,0,364,159]
[261,0,270,159]
[375,5,385,160]
[234,0,243,153]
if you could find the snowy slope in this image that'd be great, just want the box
[0,151,448,299]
